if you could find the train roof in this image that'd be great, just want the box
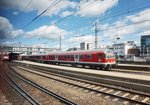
[22,48,113,56]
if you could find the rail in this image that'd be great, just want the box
[0,73,40,105]
[10,65,150,105]
[8,65,77,105]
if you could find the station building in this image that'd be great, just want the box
[112,41,137,58]
[80,42,94,50]
[0,44,58,55]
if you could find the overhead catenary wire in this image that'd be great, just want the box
[43,4,150,38]
[14,0,62,45]
[18,1,150,46]
[63,19,150,41]
[13,0,33,27]
[25,0,98,29]
[24,0,33,9]
[11,0,33,45]
[21,14,150,46]
[66,4,150,31]
[19,0,99,43]
[53,0,99,25]
[24,0,62,28]
[52,0,150,28]
[30,3,150,34]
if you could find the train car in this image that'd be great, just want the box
[9,53,21,61]
[3,53,9,61]
[22,49,116,70]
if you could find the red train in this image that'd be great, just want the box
[22,49,116,70]
[0,53,9,61]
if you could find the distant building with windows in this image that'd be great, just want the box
[0,44,58,55]
[128,48,140,56]
[112,41,136,58]
[80,42,94,50]
[141,35,150,56]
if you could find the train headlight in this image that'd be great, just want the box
[98,59,101,62]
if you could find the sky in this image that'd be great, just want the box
[0,0,150,50]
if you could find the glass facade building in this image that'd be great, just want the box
[141,35,150,56]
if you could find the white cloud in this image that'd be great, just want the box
[77,0,118,17]
[0,16,13,30]
[143,30,150,35]
[26,25,70,39]
[65,35,95,43]
[0,0,119,17]
[0,0,77,17]
[0,16,24,43]
[32,44,49,48]
[126,8,150,32]
[100,8,150,41]
[10,29,24,37]
[12,11,19,15]
[60,10,73,17]
[44,0,77,17]
[127,9,150,23]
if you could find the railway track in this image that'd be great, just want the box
[111,68,150,76]
[7,66,77,105]
[0,72,40,105]
[10,65,150,105]
[14,62,150,93]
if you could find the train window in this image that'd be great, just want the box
[58,56,60,59]
[79,54,83,59]
[64,55,67,59]
[61,55,63,59]
[43,56,46,59]
[75,55,78,59]
[66,55,68,59]
[71,55,74,59]
[55,55,58,58]
[98,54,104,58]
[87,54,91,59]
[106,55,114,58]
[62,55,64,59]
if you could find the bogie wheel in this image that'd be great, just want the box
[105,65,111,70]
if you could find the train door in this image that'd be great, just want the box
[74,54,79,62]
[55,55,58,61]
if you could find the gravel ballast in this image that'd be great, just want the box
[12,66,124,105]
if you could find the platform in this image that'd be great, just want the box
[13,60,150,93]
[118,63,150,71]
[14,60,150,81]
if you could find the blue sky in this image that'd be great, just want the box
[0,0,150,50]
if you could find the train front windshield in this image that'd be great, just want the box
[105,50,115,59]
